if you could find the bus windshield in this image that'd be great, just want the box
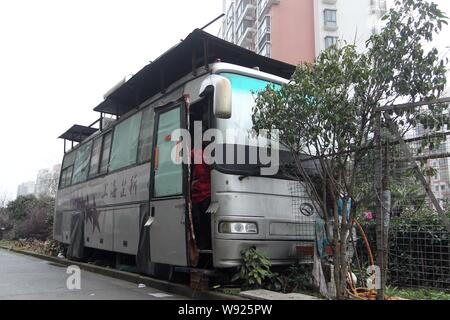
[216,72,282,148]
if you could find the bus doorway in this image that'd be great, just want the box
[189,98,212,267]
[149,104,188,267]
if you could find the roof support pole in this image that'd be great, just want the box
[203,39,209,71]
[192,49,197,76]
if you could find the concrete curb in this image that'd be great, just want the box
[0,245,245,300]
[240,289,321,300]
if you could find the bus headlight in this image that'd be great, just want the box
[219,222,258,234]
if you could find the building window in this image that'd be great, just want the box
[324,9,337,28]
[258,0,269,15]
[325,36,338,49]
[372,0,387,13]
[227,4,234,24]
[257,15,271,45]
[258,42,271,57]
[226,26,234,43]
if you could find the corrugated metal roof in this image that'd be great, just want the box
[93,28,295,116]
[58,125,98,143]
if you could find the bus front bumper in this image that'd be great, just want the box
[212,238,314,268]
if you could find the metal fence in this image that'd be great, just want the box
[353,98,450,291]
[389,223,450,290]
[287,97,450,292]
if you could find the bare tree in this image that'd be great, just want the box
[0,190,10,209]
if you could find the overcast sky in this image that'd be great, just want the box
[0,0,223,199]
[0,0,449,200]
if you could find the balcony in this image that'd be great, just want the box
[237,20,257,47]
[236,0,256,27]
[257,0,280,19]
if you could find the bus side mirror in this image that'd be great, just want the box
[199,75,232,119]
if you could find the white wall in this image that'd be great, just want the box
[314,0,386,56]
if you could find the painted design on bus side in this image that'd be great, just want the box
[71,195,101,233]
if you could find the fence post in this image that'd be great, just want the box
[374,110,386,300]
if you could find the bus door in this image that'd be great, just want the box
[149,103,188,266]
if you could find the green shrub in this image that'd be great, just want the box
[233,247,280,290]
[279,264,314,293]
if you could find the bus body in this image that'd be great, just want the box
[54,30,318,274]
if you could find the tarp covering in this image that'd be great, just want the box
[67,211,85,260]
[136,204,153,275]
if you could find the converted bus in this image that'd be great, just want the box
[54,29,318,277]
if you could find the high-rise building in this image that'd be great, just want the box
[16,181,35,197]
[34,164,61,198]
[35,169,52,197]
[220,0,388,65]
[16,164,61,199]
[414,113,450,207]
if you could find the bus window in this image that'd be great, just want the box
[62,149,76,169]
[138,107,155,163]
[153,107,182,197]
[99,131,112,174]
[89,136,102,177]
[59,150,76,189]
[109,112,142,172]
[61,166,73,188]
[72,141,93,184]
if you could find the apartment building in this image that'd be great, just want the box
[220,0,387,65]
[16,181,35,197]
[413,115,450,207]
[16,164,61,199]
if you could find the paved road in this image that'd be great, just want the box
[0,249,187,300]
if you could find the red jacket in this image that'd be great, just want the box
[191,149,211,204]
